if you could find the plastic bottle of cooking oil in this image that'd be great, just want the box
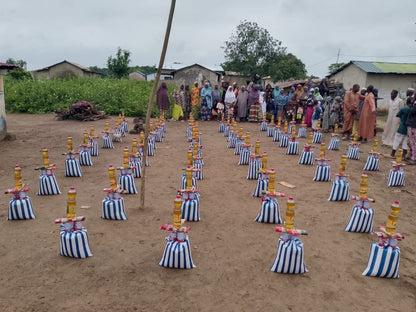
[285,197,295,230]
[386,201,400,234]
[67,187,76,218]
[173,195,183,227]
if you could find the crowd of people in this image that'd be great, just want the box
[156,80,416,165]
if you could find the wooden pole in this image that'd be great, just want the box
[140,0,176,209]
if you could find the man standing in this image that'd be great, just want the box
[357,85,377,143]
[342,84,364,140]
[382,90,404,146]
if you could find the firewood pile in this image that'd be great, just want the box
[56,101,107,121]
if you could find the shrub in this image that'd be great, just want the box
[4,77,176,117]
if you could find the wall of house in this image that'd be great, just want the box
[174,66,219,87]
[34,63,99,80]
[366,73,416,108]
[129,72,146,81]
[330,64,367,91]
[223,75,251,87]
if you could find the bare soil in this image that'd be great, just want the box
[0,114,415,312]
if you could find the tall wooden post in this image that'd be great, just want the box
[0,70,7,140]
[140,0,176,209]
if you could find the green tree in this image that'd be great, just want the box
[5,58,27,68]
[222,20,286,82]
[270,53,307,81]
[8,67,32,81]
[107,47,131,78]
[89,66,109,77]
[328,62,346,75]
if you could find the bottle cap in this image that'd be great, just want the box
[70,186,75,191]
[289,197,294,200]
[394,201,399,205]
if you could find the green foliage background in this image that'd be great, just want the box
[4,77,176,117]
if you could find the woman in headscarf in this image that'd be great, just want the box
[264,84,274,120]
[329,96,341,130]
[236,85,249,121]
[156,82,170,116]
[322,96,332,132]
[171,89,184,121]
[224,86,236,119]
[248,85,260,122]
[184,85,191,120]
[304,97,315,127]
[190,81,200,119]
[200,82,213,121]
[212,84,222,110]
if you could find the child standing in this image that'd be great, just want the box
[391,99,410,158]
[312,99,322,130]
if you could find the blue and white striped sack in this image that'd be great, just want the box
[387,168,405,187]
[8,198,36,220]
[362,242,400,278]
[228,136,237,148]
[255,197,282,224]
[238,148,251,165]
[298,127,307,138]
[38,173,61,195]
[344,205,374,233]
[102,197,127,220]
[186,127,192,140]
[313,164,331,181]
[234,139,242,155]
[224,126,230,137]
[155,129,163,142]
[328,178,350,201]
[194,162,204,180]
[181,199,200,221]
[267,126,274,137]
[59,227,92,258]
[180,174,198,190]
[253,178,269,197]
[90,140,99,156]
[130,159,142,178]
[347,146,360,160]
[260,120,267,131]
[65,159,82,177]
[150,135,157,149]
[279,135,289,147]
[159,235,195,269]
[113,128,123,142]
[102,135,114,148]
[247,158,261,179]
[218,122,225,133]
[122,121,128,133]
[328,136,339,150]
[286,141,299,155]
[363,155,379,171]
[312,132,322,143]
[270,235,307,274]
[119,174,138,194]
[147,141,155,156]
[298,150,314,165]
[79,150,93,166]
[273,128,281,142]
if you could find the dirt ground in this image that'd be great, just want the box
[0,114,415,312]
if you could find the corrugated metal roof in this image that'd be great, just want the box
[371,62,416,74]
[0,62,19,69]
[329,60,416,76]
[352,61,384,73]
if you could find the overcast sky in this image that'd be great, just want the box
[1,0,415,78]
